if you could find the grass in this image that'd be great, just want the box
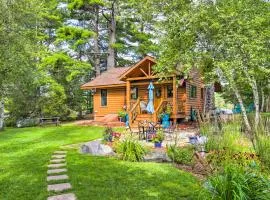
[67,151,204,200]
[0,124,204,200]
[0,125,103,200]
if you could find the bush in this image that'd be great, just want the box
[205,164,270,200]
[116,138,146,162]
[167,145,194,165]
[103,127,113,142]
[255,134,270,170]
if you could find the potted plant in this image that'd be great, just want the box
[161,104,172,128]
[118,110,127,122]
[153,129,165,148]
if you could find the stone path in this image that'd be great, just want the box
[47,151,76,200]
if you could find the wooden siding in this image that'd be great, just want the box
[185,68,204,117]
[177,86,186,114]
[93,87,126,119]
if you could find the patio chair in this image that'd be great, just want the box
[140,101,148,114]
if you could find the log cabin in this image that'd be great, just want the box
[81,56,208,126]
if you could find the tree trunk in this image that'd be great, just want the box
[0,100,4,131]
[93,6,101,76]
[243,70,260,130]
[261,88,265,112]
[231,83,252,132]
[266,96,270,112]
[106,0,116,69]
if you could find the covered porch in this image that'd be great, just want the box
[119,57,186,125]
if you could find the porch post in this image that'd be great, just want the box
[126,80,131,111]
[173,76,177,124]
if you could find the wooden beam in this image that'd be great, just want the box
[148,62,151,76]
[140,68,149,77]
[81,84,126,90]
[173,76,177,124]
[126,80,131,111]
[131,80,173,86]
[127,76,156,81]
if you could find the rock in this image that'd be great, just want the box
[50,159,65,163]
[52,155,66,159]
[144,151,171,162]
[81,140,115,156]
[47,175,69,181]
[47,183,71,192]
[48,163,66,168]
[47,193,76,200]
[47,168,67,175]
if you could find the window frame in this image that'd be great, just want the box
[131,87,138,100]
[189,85,197,99]
[100,89,108,107]
[167,85,173,98]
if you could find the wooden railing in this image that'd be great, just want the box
[154,98,166,122]
[129,97,141,124]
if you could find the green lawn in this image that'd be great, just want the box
[0,124,205,200]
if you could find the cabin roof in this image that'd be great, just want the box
[81,67,131,89]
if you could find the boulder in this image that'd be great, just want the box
[81,140,115,156]
[143,151,171,162]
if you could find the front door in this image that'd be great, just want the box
[154,87,162,109]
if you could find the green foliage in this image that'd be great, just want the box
[152,129,165,143]
[116,138,146,162]
[103,126,113,142]
[255,134,270,170]
[205,164,270,200]
[167,145,194,165]
[117,110,127,118]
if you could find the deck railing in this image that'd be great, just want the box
[129,97,140,123]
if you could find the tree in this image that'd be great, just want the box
[155,0,270,132]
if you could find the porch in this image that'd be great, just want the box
[126,78,186,126]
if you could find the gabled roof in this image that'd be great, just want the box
[81,67,131,89]
[119,56,156,81]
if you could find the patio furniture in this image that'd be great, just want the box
[140,101,148,114]
[39,117,60,126]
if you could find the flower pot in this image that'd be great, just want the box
[154,142,162,148]
[161,114,170,128]
[189,136,197,145]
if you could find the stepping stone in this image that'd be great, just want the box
[50,159,65,163]
[47,183,72,192]
[48,163,66,168]
[54,151,67,154]
[52,155,66,159]
[47,168,67,175]
[47,174,69,181]
[47,193,76,200]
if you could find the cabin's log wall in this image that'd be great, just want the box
[185,68,205,118]
[93,87,126,120]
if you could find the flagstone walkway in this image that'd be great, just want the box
[47,151,76,200]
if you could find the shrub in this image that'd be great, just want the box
[152,129,165,143]
[103,127,113,142]
[116,138,146,162]
[205,164,270,200]
[255,134,270,170]
[167,145,194,165]
[117,110,127,118]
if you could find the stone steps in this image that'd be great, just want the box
[47,150,77,200]
[47,193,76,200]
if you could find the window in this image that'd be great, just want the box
[190,85,197,98]
[131,87,138,100]
[101,89,107,106]
[155,87,161,98]
[167,85,173,98]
